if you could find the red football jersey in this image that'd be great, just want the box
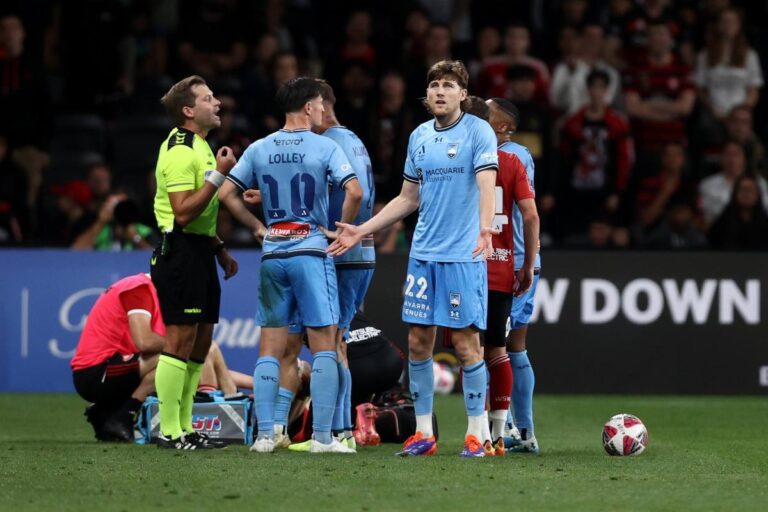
[71,274,165,371]
[488,150,535,293]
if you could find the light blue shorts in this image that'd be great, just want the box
[401,258,487,330]
[510,272,540,330]
[288,266,373,334]
[257,255,339,328]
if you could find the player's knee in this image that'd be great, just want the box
[507,327,528,352]
[407,332,432,360]
[455,344,482,366]
[452,335,482,365]
[284,334,302,360]
[165,325,197,355]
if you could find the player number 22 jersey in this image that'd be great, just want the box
[403,113,498,262]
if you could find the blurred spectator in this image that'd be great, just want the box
[175,0,248,78]
[207,95,252,159]
[560,0,591,28]
[402,8,431,66]
[602,0,635,70]
[699,141,768,226]
[0,134,27,243]
[336,60,375,148]
[71,196,156,251]
[550,23,621,115]
[477,24,550,105]
[605,0,688,69]
[43,162,116,246]
[708,174,768,250]
[405,23,453,115]
[340,11,376,67]
[45,180,93,246]
[506,65,556,216]
[261,0,298,53]
[538,0,593,63]
[694,8,763,121]
[624,20,695,156]
[252,51,299,135]
[549,27,583,114]
[59,2,133,113]
[84,163,114,211]
[0,13,51,229]
[467,26,501,84]
[641,198,708,249]
[122,1,170,108]
[558,69,633,238]
[250,32,280,81]
[563,212,630,249]
[724,106,766,179]
[418,0,473,56]
[627,143,691,233]
[325,10,376,87]
[369,72,414,201]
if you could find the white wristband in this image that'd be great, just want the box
[205,170,226,188]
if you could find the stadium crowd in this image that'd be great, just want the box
[2,0,768,250]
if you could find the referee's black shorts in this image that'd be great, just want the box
[72,352,140,407]
[150,232,220,325]
[483,290,513,348]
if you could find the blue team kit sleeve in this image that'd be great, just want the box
[471,118,499,173]
[227,140,259,191]
[325,140,357,189]
[403,129,421,183]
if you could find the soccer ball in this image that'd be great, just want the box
[433,362,456,395]
[602,413,648,456]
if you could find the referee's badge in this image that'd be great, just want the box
[447,143,459,159]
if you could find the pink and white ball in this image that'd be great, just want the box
[433,362,456,395]
[603,414,648,456]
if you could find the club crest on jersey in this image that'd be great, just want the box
[447,143,459,159]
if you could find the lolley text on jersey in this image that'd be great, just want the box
[268,153,306,164]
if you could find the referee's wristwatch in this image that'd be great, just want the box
[214,241,226,254]
[132,233,142,244]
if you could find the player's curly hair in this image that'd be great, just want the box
[161,75,207,126]
[422,60,471,113]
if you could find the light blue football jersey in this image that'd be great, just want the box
[499,141,541,270]
[403,112,498,262]
[228,128,356,258]
[324,126,375,268]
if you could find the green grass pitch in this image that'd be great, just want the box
[1,393,766,511]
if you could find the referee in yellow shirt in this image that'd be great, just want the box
[151,75,239,449]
